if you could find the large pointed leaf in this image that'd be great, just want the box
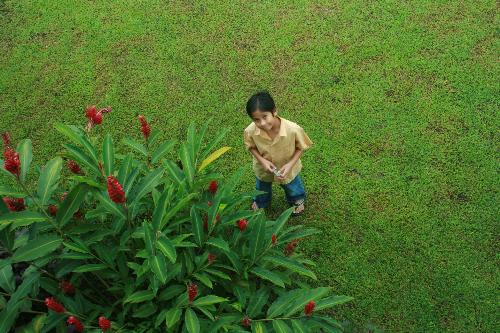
[0,292,24,333]
[117,154,133,185]
[193,295,228,307]
[165,307,181,329]
[93,190,126,219]
[0,211,46,229]
[55,123,99,163]
[156,236,176,263]
[315,295,354,311]
[179,144,194,187]
[198,146,231,172]
[9,272,40,305]
[36,157,63,205]
[272,320,292,333]
[143,222,155,256]
[263,256,317,280]
[163,160,184,185]
[152,188,169,232]
[130,168,164,204]
[249,215,267,263]
[0,186,24,198]
[247,288,269,317]
[124,290,155,303]
[16,139,32,183]
[72,263,108,272]
[200,127,229,161]
[63,144,100,175]
[206,237,229,252]
[190,206,203,247]
[152,140,175,164]
[252,321,267,333]
[290,320,307,333]
[184,308,200,333]
[160,193,197,229]
[102,134,114,176]
[0,265,14,293]
[150,253,167,283]
[56,184,89,227]
[270,207,294,236]
[249,267,285,288]
[12,235,61,263]
[283,287,331,317]
[123,138,148,156]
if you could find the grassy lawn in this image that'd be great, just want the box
[0,0,498,331]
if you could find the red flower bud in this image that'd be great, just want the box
[98,316,111,331]
[106,176,126,204]
[208,253,216,265]
[45,297,65,313]
[138,115,151,140]
[59,280,75,295]
[188,283,198,303]
[3,148,20,177]
[1,132,10,147]
[3,197,25,212]
[237,219,247,231]
[284,240,299,256]
[67,316,84,332]
[304,300,315,316]
[208,180,217,194]
[241,316,251,327]
[272,234,277,245]
[48,204,58,216]
[67,160,83,175]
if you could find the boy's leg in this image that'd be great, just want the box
[280,174,306,214]
[253,178,272,209]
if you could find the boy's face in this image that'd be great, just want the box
[251,110,276,131]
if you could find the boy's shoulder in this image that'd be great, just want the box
[244,122,257,133]
[281,117,302,132]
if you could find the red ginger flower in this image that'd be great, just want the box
[106,176,126,204]
[86,105,97,120]
[3,148,20,177]
[67,316,84,332]
[67,160,83,175]
[241,316,251,327]
[3,197,25,212]
[138,115,151,140]
[237,219,247,231]
[48,204,58,216]
[98,316,111,331]
[284,240,299,256]
[208,180,217,194]
[2,132,10,147]
[59,280,75,294]
[208,253,216,265]
[45,297,65,313]
[188,283,198,303]
[304,300,315,316]
[272,234,277,245]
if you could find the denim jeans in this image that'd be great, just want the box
[253,174,306,208]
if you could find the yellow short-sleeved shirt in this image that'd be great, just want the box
[243,117,313,184]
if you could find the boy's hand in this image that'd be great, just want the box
[261,159,277,173]
[277,162,293,180]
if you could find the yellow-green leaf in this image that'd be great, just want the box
[198,146,231,172]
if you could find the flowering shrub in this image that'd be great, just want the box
[0,109,352,332]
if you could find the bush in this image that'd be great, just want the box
[0,108,352,332]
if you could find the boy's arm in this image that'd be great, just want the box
[249,147,277,173]
[277,148,303,180]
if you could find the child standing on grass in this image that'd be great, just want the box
[243,91,313,216]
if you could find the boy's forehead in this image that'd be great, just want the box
[251,110,272,119]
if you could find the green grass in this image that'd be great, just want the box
[1,0,498,331]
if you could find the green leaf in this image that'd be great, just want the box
[72,264,107,272]
[117,154,133,185]
[263,256,317,280]
[55,123,99,163]
[32,314,47,333]
[200,127,230,162]
[160,193,196,229]
[291,320,307,333]
[93,190,126,219]
[0,265,14,293]
[252,321,267,333]
[179,144,194,187]
[123,138,148,156]
[270,207,294,236]
[9,272,40,305]
[193,295,228,307]
[124,290,155,303]
[0,295,24,333]
[62,240,89,254]
[283,287,331,317]
[150,253,167,283]
[0,186,24,198]
[184,308,200,333]
[190,206,204,247]
[247,288,269,317]
[165,307,181,329]
[63,144,100,175]
[206,237,230,252]
[272,320,292,333]
[315,295,354,311]
[249,267,285,288]
[12,235,61,263]
[193,272,213,289]
[130,168,164,204]
[249,215,267,262]
[143,222,155,256]
[152,188,169,232]
[198,146,231,172]
[156,236,176,263]
[163,160,185,185]
[36,157,63,205]
[59,252,93,260]
[102,134,114,176]
[56,184,89,227]
[152,140,175,164]
[16,139,32,183]
[0,211,46,229]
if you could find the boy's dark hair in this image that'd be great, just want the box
[246,91,275,117]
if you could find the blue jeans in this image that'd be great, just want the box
[254,174,306,208]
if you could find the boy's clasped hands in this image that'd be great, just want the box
[261,159,293,180]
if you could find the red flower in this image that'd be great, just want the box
[188,283,198,303]
[98,316,111,331]
[208,253,216,265]
[272,234,277,245]
[86,106,97,120]
[45,297,65,313]
[59,280,75,294]
[106,176,126,204]
[138,115,151,140]
[2,132,10,147]
[67,316,84,332]
[241,316,251,327]
[48,204,58,216]
[3,197,25,212]
[67,160,83,175]
[284,240,299,256]
[85,105,108,127]
[208,181,217,194]
[3,148,20,177]
[93,112,103,125]
[304,300,315,316]
[237,219,247,231]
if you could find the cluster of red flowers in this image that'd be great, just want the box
[208,180,217,194]
[85,105,111,128]
[188,283,198,303]
[138,115,151,141]
[67,316,84,332]
[106,176,126,204]
[284,240,299,256]
[67,160,83,175]
[271,234,277,245]
[45,297,65,313]
[59,280,75,294]
[3,197,25,212]
[237,219,248,231]
[241,316,251,327]
[48,204,58,216]
[208,253,216,265]
[2,132,20,178]
[99,316,111,331]
[304,300,315,316]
